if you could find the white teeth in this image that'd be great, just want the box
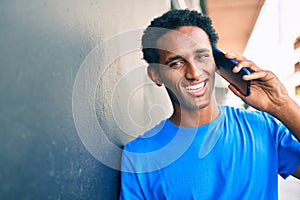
[186,82,205,91]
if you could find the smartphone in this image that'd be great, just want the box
[213,48,251,96]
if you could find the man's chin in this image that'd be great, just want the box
[166,89,212,111]
[180,98,211,111]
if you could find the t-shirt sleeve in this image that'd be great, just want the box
[275,121,300,179]
[119,147,145,200]
[119,172,145,200]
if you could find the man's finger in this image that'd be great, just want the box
[225,52,246,61]
[242,70,269,81]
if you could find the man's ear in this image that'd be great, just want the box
[147,65,163,86]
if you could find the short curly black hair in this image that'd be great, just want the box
[142,9,219,64]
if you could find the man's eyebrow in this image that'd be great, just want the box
[195,48,210,54]
[164,55,183,65]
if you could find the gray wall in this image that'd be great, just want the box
[0,0,170,199]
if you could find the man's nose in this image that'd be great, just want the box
[185,62,201,80]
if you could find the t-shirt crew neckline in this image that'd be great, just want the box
[164,106,225,135]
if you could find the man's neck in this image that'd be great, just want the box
[169,100,220,128]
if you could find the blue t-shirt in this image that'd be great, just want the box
[119,106,300,199]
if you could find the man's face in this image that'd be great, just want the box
[152,26,216,110]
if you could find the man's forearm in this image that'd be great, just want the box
[271,98,300,142]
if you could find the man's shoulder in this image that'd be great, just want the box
[123,119,171,153]
[221,105,271,121]
[221,105,284,133]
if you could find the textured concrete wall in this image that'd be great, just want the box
[0,0,170,199]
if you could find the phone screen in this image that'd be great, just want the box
[213,48,251,96]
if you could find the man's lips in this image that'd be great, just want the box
[185,81,206,96]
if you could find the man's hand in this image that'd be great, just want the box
[225,52,300,142]
[225,52,288,114]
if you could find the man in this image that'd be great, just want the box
[119,9,300,199]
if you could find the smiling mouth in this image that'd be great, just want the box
[185,81,206,96]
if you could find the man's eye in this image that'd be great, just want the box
[170,61,184,68]
[196,54,209,60]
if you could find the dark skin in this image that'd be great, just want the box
[148,26,219,128]
[148,26,300,179]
